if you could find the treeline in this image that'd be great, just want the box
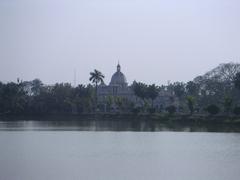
[124,63,240,115]
[1,62,240,116]
[0,80,95,115]
[166,62,240,115]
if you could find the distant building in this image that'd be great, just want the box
[97,63,178,112]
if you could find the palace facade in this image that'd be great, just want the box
[97,63,178,111]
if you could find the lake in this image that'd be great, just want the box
[0,120,240,180]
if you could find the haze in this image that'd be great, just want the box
[0,0,239,85]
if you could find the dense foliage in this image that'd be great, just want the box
[205,105,220,115]
[1,62,240,116]
[0,80,95,115]
[161,62,240,115]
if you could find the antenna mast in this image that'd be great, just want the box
[74,69,76,87]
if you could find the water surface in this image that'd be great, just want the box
[0,121,240,180]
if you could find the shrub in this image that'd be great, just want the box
[132,107,141,114]
[147,108,156,114]
[166,105,176,115]
[233,106,240,115]
[205,104,220,115]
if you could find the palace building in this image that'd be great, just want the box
[97,63,178,111]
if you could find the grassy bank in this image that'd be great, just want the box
[1,113,240,132]
[1,113,240,124]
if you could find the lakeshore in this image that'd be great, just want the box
[1,113,240,132]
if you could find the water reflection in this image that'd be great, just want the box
[0,119,240,132]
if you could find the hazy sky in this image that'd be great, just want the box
[0,0,240,85]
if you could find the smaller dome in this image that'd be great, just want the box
[99,81,106,87]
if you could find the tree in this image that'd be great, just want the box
[106,96,113,112]
[74,84,94,113]
[234,72,240,91]
[51,83,74,113]
[186,81,199,96]
[132,82,148,105]
[223,96,233,114]
[186,96,195,115]
[89,69,105,107]
[31,79,43,96]
[0,82,28,114]
[173,82,185,99]
[89,69,105,87]
[30,86,55,114]
[114,96,123,112]
[192,63,240,110]
[147,84,159,108]
[205,104,220,115]
[202,62,240,82]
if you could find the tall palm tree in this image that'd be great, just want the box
[89,69,105,107]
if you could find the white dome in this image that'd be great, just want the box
[109,64,127,86]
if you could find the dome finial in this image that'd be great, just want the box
[117,61,121,72]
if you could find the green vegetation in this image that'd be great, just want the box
[205,105,220,115]
[1,63,240,121]
[233,106,240,116]
[223,96,233,114]
[166,105,177,115]
[186,96,195,115]
[234,72,240,90]
[0,80,95,115]
[132,82,158,109]
[89,69,105,110]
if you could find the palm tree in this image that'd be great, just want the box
[89,69,105,108]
